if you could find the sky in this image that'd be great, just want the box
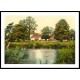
[4,15,75,33]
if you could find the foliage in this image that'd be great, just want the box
[41,26,54,35]
[41,34,50,40]
[5,22,14,41]
[69,29,75,40]
[56,48,75,64]
[5,41,75,49]
[19,16,38,40]
[5,16,38,41]
[10,24,29,41]
[5,48,28,64]
[54,19,70,41]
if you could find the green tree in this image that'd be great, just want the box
[41,34,50,41]
[19,16,38,40]
[41,26,54,35]
[54,19,70,41]
[5,22,14,41]
[10,24,29,41]
[69,29,75,40]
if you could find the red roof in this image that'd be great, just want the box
[31,34,42,38]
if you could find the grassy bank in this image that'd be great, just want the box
[5,40,75,49]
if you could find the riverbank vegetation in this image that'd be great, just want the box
[5,40,75,49]
[5,48,29,64]
[56,48,75,64]
[5,40,75,64]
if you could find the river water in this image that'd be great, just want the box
[26,49,57,64]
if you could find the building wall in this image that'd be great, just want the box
[31,38,35,40]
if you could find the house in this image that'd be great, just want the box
[30,34,42,40]
[30,33,54,41]
[49,34,54,41]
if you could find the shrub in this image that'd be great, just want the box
[67,40,75,48]
[5,48,28,64]
[5,40,75,49]
[56,48,75,64]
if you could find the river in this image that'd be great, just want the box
[26,49,57,64]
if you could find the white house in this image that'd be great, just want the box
[30,34,54,41]
[30,34,42,41]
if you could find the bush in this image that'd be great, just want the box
[66,40,75,48]
[56,48,75,64]
[5,40,75,49]
[5,48,28,64]
[9,42,28,48]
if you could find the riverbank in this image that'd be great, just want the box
[5,40,75,64]
[5,40,75,49]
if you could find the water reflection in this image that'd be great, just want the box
[26,49,57,64]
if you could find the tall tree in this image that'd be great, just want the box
[19,16,38,40]
[10,24,29,41]
[54,19,70,41]
[41,26,54,35]
[5,22,14,41]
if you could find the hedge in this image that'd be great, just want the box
[5,40,75,49]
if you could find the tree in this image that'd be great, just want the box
[69,29,75,40]
[5,22,14,41]
[5,16,38,41]
[41,34,50,41]
[10,24,29,41]
[54,19,70,41]
[19,16,38,40]
[41,26,54,35]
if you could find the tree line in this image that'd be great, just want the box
[5,16,75,42]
